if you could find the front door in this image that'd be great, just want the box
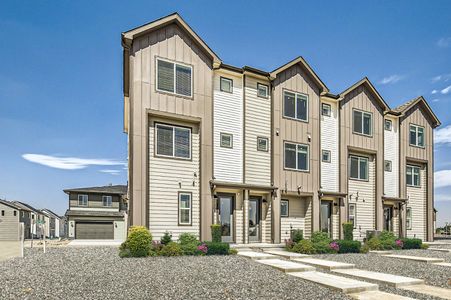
[383,206,393,231]
[219,195,233,242]
[248,198,261,242]
[320,201,332,236]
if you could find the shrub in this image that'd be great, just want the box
[420,243,429,250]
[395,239,404,250]
[152,240,164,254]
[160,231,173,245]
[197,243,208,255]
[342,222,354,241]
[204,242,230,255]
[285,239,295,250]
[367,237,383,250]
[311,231,331,244]
[337,240,361,253]
[292,240,316,254]
[159,242,183,256]
[181,242,201,256]
[291,229,304,243]
[314,241,335,254]
[329,241,340,252]
[228,248,238,255]
[178,233,199,245]
[401,238,422,249]
[379,230,396,241]
[211,224,222,243]
[380,239,396,250]
[119,226,152,258]
[360,244,370,253]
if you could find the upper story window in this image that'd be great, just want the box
[14,211,17,216]
[156,58,192,97]
[220,133,233,148]
[384,160,392,172]
[220,77,233,93]
[349,155,368,180]
[284,142,309,171]
[283,91,308,122]
[384,119,392,131]
[102,196,113,207]
[409,124,424,147]
[1,210,4,216]
[257,137,269,152]
[322,103,331,116]
[281,200,289,217]
[322,150,331,163]
[406,165,420,187]
[257,83,269,98]
[78,194,88,206]
[353,109,372,136]
[156,123,191,159]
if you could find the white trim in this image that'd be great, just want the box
[321,103,331,117]
[406,165,421,187]
[348,202,357,228]
[409,124,425,147]
[78,194,88,206]
[178,193,192,225]
[102,195,113,207]
[156,57,193,97]
[280,199,289,217]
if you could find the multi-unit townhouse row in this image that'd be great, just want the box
[121,13,440,244]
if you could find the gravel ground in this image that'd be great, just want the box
[0,248,350,300]
[314,251,451,300]
[400,249,451,262]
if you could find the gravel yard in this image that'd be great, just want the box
[0,247,350,300]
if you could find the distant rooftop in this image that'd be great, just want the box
[63,184,127,195]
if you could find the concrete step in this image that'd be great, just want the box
[256,258,315,273]
[428,248,451,253]
[433,262,451,267]
[332,268,424,287]
[349,290,415,300]
[289,271,378,294]
[400,284,451,300]
[382,254,445,264]
[263,249,309,259]
[369,250,393,254]
[293,257,355,270]
[237,251,277,260]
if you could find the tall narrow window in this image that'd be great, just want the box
[284,142,309,171]
[406,165,420,187]
[384,160,392,172]
[156,58,192,97]
[281,200,289,217]
[349,156,368,180]
[102,196,113,207]
[406,207,412,230]
[283,91,308,121]
[179,193,192,225]
[322,103,331,116]
[385,119,392,131]
[409,124,425,147]
[156,124,191,159]
[353,110,372,136]
[220,77,233,93]
[78,195,88,206]
[257,83,269,98]
[348,203,356,228]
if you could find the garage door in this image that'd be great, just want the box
[75,222,114,239]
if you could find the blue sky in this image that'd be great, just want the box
[0,1,450,226]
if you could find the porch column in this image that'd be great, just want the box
[339,197,347,239]
[243,189,249,244]
[312,191,320,233]
[272,190,281,244]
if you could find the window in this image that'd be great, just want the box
[102,196,113,207]
[283,91,308,121]
[281,200,289,217]
[220,133,233,148]
[384,119,392,131]
[179,193,192,225]
[348,203,356,228]
[406,207,412,230]
[257,137,269,152]
[406,165,420,187]
[349,156,368,180]
[156,124,191,159]
[220,77,233,93]
[1,210,3,216]
[284,142,309,171]
[156,58,192,97]
[78,195,88,206]
[322,103,331,116]
[353,109,372,136]
[257,83,269,98]
[410,124,425,147]
[21,211,24,217]
[322,150,331,163]
[32,214,35,219]
[384,160,392,172]
[14,211,17,216]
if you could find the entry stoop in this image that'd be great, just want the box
[256,259,315,273]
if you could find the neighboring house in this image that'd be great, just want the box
[64,185,127,240]
[6,201,33,239]
[122,13,440,242]
[41,209,63,238]
[13,201,43,238]
[0,200,20,241]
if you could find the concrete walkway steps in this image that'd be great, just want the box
[289,271,378,293]
[382,254,445,264]
[332,268,424,287]
[400,284,451,300]
[292,257,355,270]
[429,248,451,253]
[263,249,309,259]
[433,262,451,267]
[256,259,315,273]
[237,251,277,260]
[349,291,415,300]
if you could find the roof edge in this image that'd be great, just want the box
[338,77,390,111]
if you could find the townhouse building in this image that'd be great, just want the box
[122,13,440,243]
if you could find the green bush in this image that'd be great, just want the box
[119,226,152,258]
[342,222,354,241]
[228,248,238,255]
[367,237,383,250]
[292,240,316,254]
[181,242,201,256]
[291,229,304,243]
[178,233,199,245]
[313,241,335,254]
[311,231,331,244]
[211,224,222,243]
[337,240,361,253]
[204,242,230,255]
[360,244,370,253]
[401,238,422,249]
[159,242,183,256]
[420,243,429,250]
[379,230,396,241]
[160,231,173,245]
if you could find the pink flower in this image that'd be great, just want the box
[197,243,208,254]
[329,241,340,252]
[395,239,403,248]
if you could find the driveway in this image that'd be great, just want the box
[0,241,21,262]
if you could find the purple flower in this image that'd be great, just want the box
[197,243,208,254]
[395,239,403,248]
[329,241,340,252]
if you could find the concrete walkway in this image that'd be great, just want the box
[348,291,415,300]
[293,257,355,270]
[263,249,309,259]
[400,284,451,300]
[332,268,424,287]
[67,240,123,247]
[428,247,451,253]
[433,262,451,267]
[0,241,21,261]
[256,258,315,272]
[382,254,444,264]
[236,251,277,260]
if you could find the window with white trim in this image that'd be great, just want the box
[78,194,88,206]
[348,203,356,228]
[257,137,269,152]
[284,142,309,171]
[156,124,191,159]
[353,109,372,136]
[349,155,368,180]
[281,200,289,217]
[257,83,269,98]
[385,119,392,131]
[406,165,420,187]
[179,193,192,225]
[156,58,192,97]
[322,103,331,116]
[102,196,113,207]
[283,91,308,121]
[220,77,233,93]
[406,207,412,230]
[220,133,233,148]
[322,150,331,163]
[384,160,392,172]
[409,124,424,147]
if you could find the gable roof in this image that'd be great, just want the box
[10,201,33,212]
[270,56,329,93]
[338,77,390,111]
[12,201,40,213]
[41,208,62,219]
[0,199,20,210]
[63,185,127,195]
[392,96,441,128]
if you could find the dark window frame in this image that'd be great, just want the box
[349,155,369,181]
[155,123,192,160]
[384,160,392,172]
[322,103,331,117]
[283,90,309,122]
[322,150,331,163]
[406,165,421,187]
[220,76,233,93]
[384,119,393,131]
[409,124,425,148]
[257,136,269,152]
[352,109,373,137]
[281,199,289,217]
[257,83,269,98]
[178,192,193,226]
[155,57,193,98]
[284,141,310,172]
[220,132,233,148]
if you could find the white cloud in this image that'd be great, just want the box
[432,75,442,83]
[379,75,404,85]
[435,170,451,188]
[99,169,121,175]
[431,89,438,94]
[437,37,451,48]
[22,154,126,170]
[441,85,451,94]
[435,194,451,202]
[432,98,440,102]
[435,125,451,145]
[432,74,451,83]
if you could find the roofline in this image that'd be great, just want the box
[396,96,441,128]
[0,200,20,210]
[63,186,127,195]
[41,208,61,219]
[12,201,40,213]
[338,77,390,111]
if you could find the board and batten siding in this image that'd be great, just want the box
[244,76,271,185]
[148,120,200,240]
[320,100,339,192]
[213,72,243,183]
[348,155,376,241]
[0,203,20,240]
[384,117,399,198]
[406,166,427,241]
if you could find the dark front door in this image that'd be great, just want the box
[320,201,332,236]
[249,197,261,242]
[219,195,233,243]
[383,206,393,231]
